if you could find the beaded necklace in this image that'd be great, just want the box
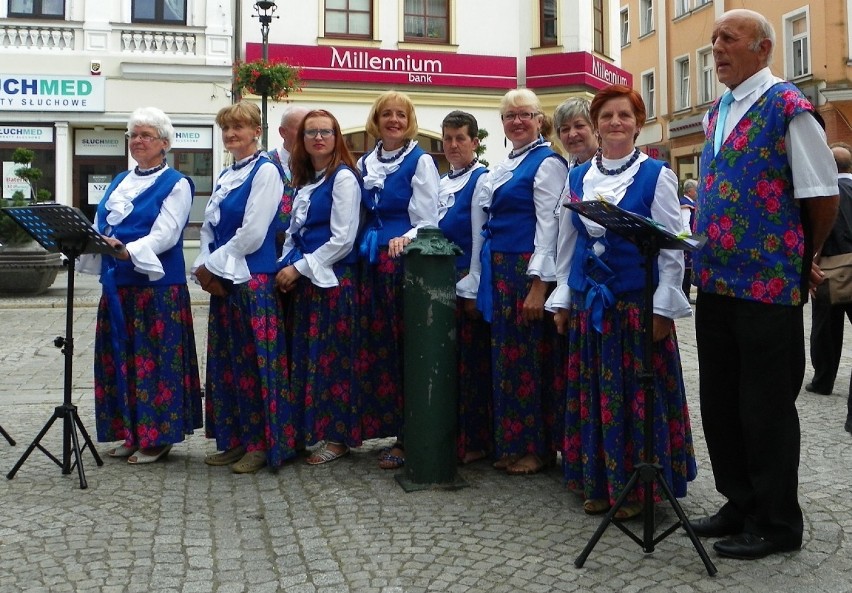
[595,147,641,176]
[447,157,478,179]
[232,150,262,171]
[376,139,411,163]
[134,159,167,177]
[509,136,544,159]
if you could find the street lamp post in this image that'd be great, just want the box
[253,1,278,149]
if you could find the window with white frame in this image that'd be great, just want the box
[325,0,373,38]
[695,0,710,6]
[786,11,811,79]
[640,0,653,36]
[675,0,689,18]
[131,0,186,24]
[698,47,715,104]
[620,7,629,47]
[642,71,656,119]
[8,0,64,18]
[675,56,690,110]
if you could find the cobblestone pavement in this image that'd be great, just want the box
[1,272,851,593]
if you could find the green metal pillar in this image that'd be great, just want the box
[396,227,467,491]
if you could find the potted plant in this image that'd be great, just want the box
[232,58,301,100]
[0,148,63,295]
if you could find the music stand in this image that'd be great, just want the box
[564,199,716,576]
[3,204,115,489]
[0,423,14,446]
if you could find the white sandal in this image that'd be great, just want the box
[108,444,137,458]
[306,442,349,465]
[127,444,172,465]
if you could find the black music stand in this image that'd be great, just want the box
[3,204,115,489]
[564,199,716,576]
[0,424,14,446]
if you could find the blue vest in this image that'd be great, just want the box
[487,146,566,253]
[96,168,192,286]
[210,156,281,274]
[439,167,487,270]
[359,145,427,248]
[566,159,663,296]
[291,164,361,265]
[694,82,813,305]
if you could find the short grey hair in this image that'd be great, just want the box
[127,106,175,148]
[553,97,591,130]
[279,105,308,127]
[726,9,776,66]
[683,178,699,192]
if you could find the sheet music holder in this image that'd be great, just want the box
[564,198,716,576]
[3,204,115,489]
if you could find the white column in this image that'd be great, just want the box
[53,122,70,206]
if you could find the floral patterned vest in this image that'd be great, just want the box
[694,82,814,305]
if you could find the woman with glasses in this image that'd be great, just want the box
[78,106,202,465]
[458,88,568,475]
[193,101,295,474]
[546,84,696,519]
[276,110,363,465]
[357,90,440,469]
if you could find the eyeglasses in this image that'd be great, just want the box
[304,128,335,139]
[125,132,161,142]
[501,111,539,123]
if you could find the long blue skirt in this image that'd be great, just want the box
[94,284,202,447]
[204,273,297,468]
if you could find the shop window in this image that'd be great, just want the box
[404,0,448,43]
[324,0,372,39]
[1,146,55,201]
[8,0,64,18]
[131,0,187,25]
[540,0,557,47]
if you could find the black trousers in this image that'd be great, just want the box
[808,296,852,394]
[695,291,804,546]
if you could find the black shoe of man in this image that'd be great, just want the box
[713,532,801,560]
[805,383,832,395]
[687,513,744,538]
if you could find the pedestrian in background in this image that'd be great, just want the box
[680,178,697,301]
[194,101,296,474]
[807,143,852,431]
[458,88,567,475]
[546,85,696,519]
[690,9,839,559]
[277,109,363,465]
[80,106,202,465]
[357,90,440,470]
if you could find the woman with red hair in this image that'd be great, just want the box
[546,84,697,519]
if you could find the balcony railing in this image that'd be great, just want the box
[0,25,75,50]
[120,29,197,55]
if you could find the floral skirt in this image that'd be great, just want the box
[488,252,564,458]
[204,274,297,467]
[288,263,361,447]
[94,284,202,447]
[563,289,697,503]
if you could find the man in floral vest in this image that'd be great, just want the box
[689,9,839,560]
[268,105,308,251]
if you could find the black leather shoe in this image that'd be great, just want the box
[805,383,832,395]
[687,513,744,538]
[845,418,851,434]
[713,532,801,560]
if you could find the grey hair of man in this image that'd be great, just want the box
[127,106,175,150]
[553,97,592,131]
[830,143,852,175]
[683,178,699,193]
[279,104,308,127]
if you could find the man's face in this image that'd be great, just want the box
[711,13,769,90]
[279,111,306,151]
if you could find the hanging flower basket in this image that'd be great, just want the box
[233,59,301,101]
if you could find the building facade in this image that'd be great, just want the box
[1,0,626,224]
[619,0,852,183]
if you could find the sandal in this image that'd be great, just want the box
[108,443,137,458]
[377,441,403,460]
[204,445,246,467]
[506,453,549,476]
[306,442,349,465]
[127,445,172,465]
[378,444,405,470]
[614,502,643,521]
[492,453,521,470]
[583,499,610,515]
[231,450,267,474]
[460,450,487,465]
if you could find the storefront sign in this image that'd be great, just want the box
[526,52,632,91]
[0,126,53,143]
[172,127,213,149]
[3,161,29,198]
[87,174,112,205]
[248,43,516,90]
[0,75,106,112]
[75,130,125,156]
